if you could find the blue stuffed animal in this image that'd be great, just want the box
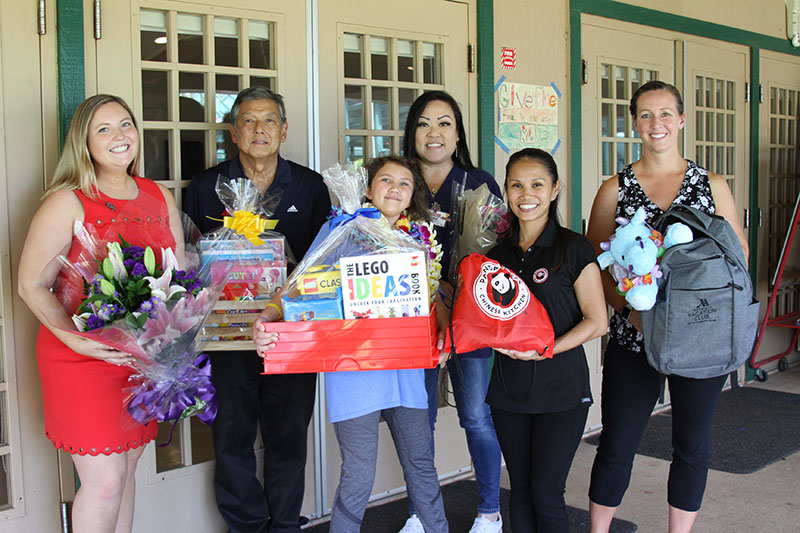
[597,207,692,311]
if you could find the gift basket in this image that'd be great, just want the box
[58,216,232,427]
[197,176,294,349]
[448,180,510,281]
[262,162,442,374]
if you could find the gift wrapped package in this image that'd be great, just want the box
[198,176,293,349]
[261,162,441,374]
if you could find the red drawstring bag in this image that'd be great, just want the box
[444,253,554,357]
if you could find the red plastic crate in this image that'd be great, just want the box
[261,306,439,374]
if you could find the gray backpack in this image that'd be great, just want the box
[640,205,759,378]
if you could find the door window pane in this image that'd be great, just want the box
[249,76,274,90]
[191,417,214,464]
[344,34,363,78]
[179,72,206,122]
[144,130,170,180]
[630,68,642,95]
[216,74,239,123]
[422,42,440,84]
[616,142,626,172]
[142,70,169,121]
[181,130,205,180]
[345,85,364,129]
[0,392,6,446]
[372,87,391,130]
[249,20,271,69]
[615,104,626,137]
[398,88,416,130]
[726,81,735,110]
[345,136,365,165]
[602,142,612,176]
[371,37,389,81]
[217,129,235,164]
[696,111,703,141]
[372,136,392,158]
[215,18,239,67]
[398,40,414,82]
[631,142,641,162]
[615,66,625,99]
[0,455,9,509]
[601,104,611,137]
[155,421,183,472]
[0,326,4,381]
[177,13,204,64]
[140,10,167,62]
[726,114,735,142]
[601,64,610,98]
[727,146,735,175]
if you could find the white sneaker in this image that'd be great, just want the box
[468,514,503,533]
[398,514,425,533]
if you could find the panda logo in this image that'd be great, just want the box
[488,271,517,307]
[473,261,530,321]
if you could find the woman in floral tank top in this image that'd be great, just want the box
[586,81,749,532]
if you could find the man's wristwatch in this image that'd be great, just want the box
[620,306,632,321]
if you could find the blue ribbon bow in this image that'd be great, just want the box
[328,207,381,229]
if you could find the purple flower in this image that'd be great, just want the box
[97,302,120,321]
[131,262,147,277]
[138,297,158,314]
[86,314,105,330]
[123,245,145,259]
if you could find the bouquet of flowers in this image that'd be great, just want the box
[448,181,510,280]
[279,162,441,322]
[58,219,232,426]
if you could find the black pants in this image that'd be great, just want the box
[491,405,589,533]
[210,350,317,533]
[588,338,727,512]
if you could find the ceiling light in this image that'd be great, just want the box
[154,36,167,45]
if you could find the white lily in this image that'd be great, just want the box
[106,242,128,282]
[144,268,187,301]
[161,247,179,272]
[71,312,92,331]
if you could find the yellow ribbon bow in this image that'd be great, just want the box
[222,210,278,246]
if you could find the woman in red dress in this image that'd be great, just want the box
[18,94,183,532]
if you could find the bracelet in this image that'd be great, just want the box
[264,302,283,320]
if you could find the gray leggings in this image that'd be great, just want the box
[330,407,448,533]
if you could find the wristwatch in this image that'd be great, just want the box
[620,306,632,321]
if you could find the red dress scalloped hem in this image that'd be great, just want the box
[47,431,158,456]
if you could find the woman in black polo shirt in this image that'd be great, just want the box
[486,148,607,532]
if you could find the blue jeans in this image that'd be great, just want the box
[410,353,502,515]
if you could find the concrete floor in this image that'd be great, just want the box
[497,364,800,532]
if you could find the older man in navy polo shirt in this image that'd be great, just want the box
[184,87,330,533]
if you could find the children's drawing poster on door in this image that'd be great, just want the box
[497,82,559,151]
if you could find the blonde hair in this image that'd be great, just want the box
[44,94,141,200]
